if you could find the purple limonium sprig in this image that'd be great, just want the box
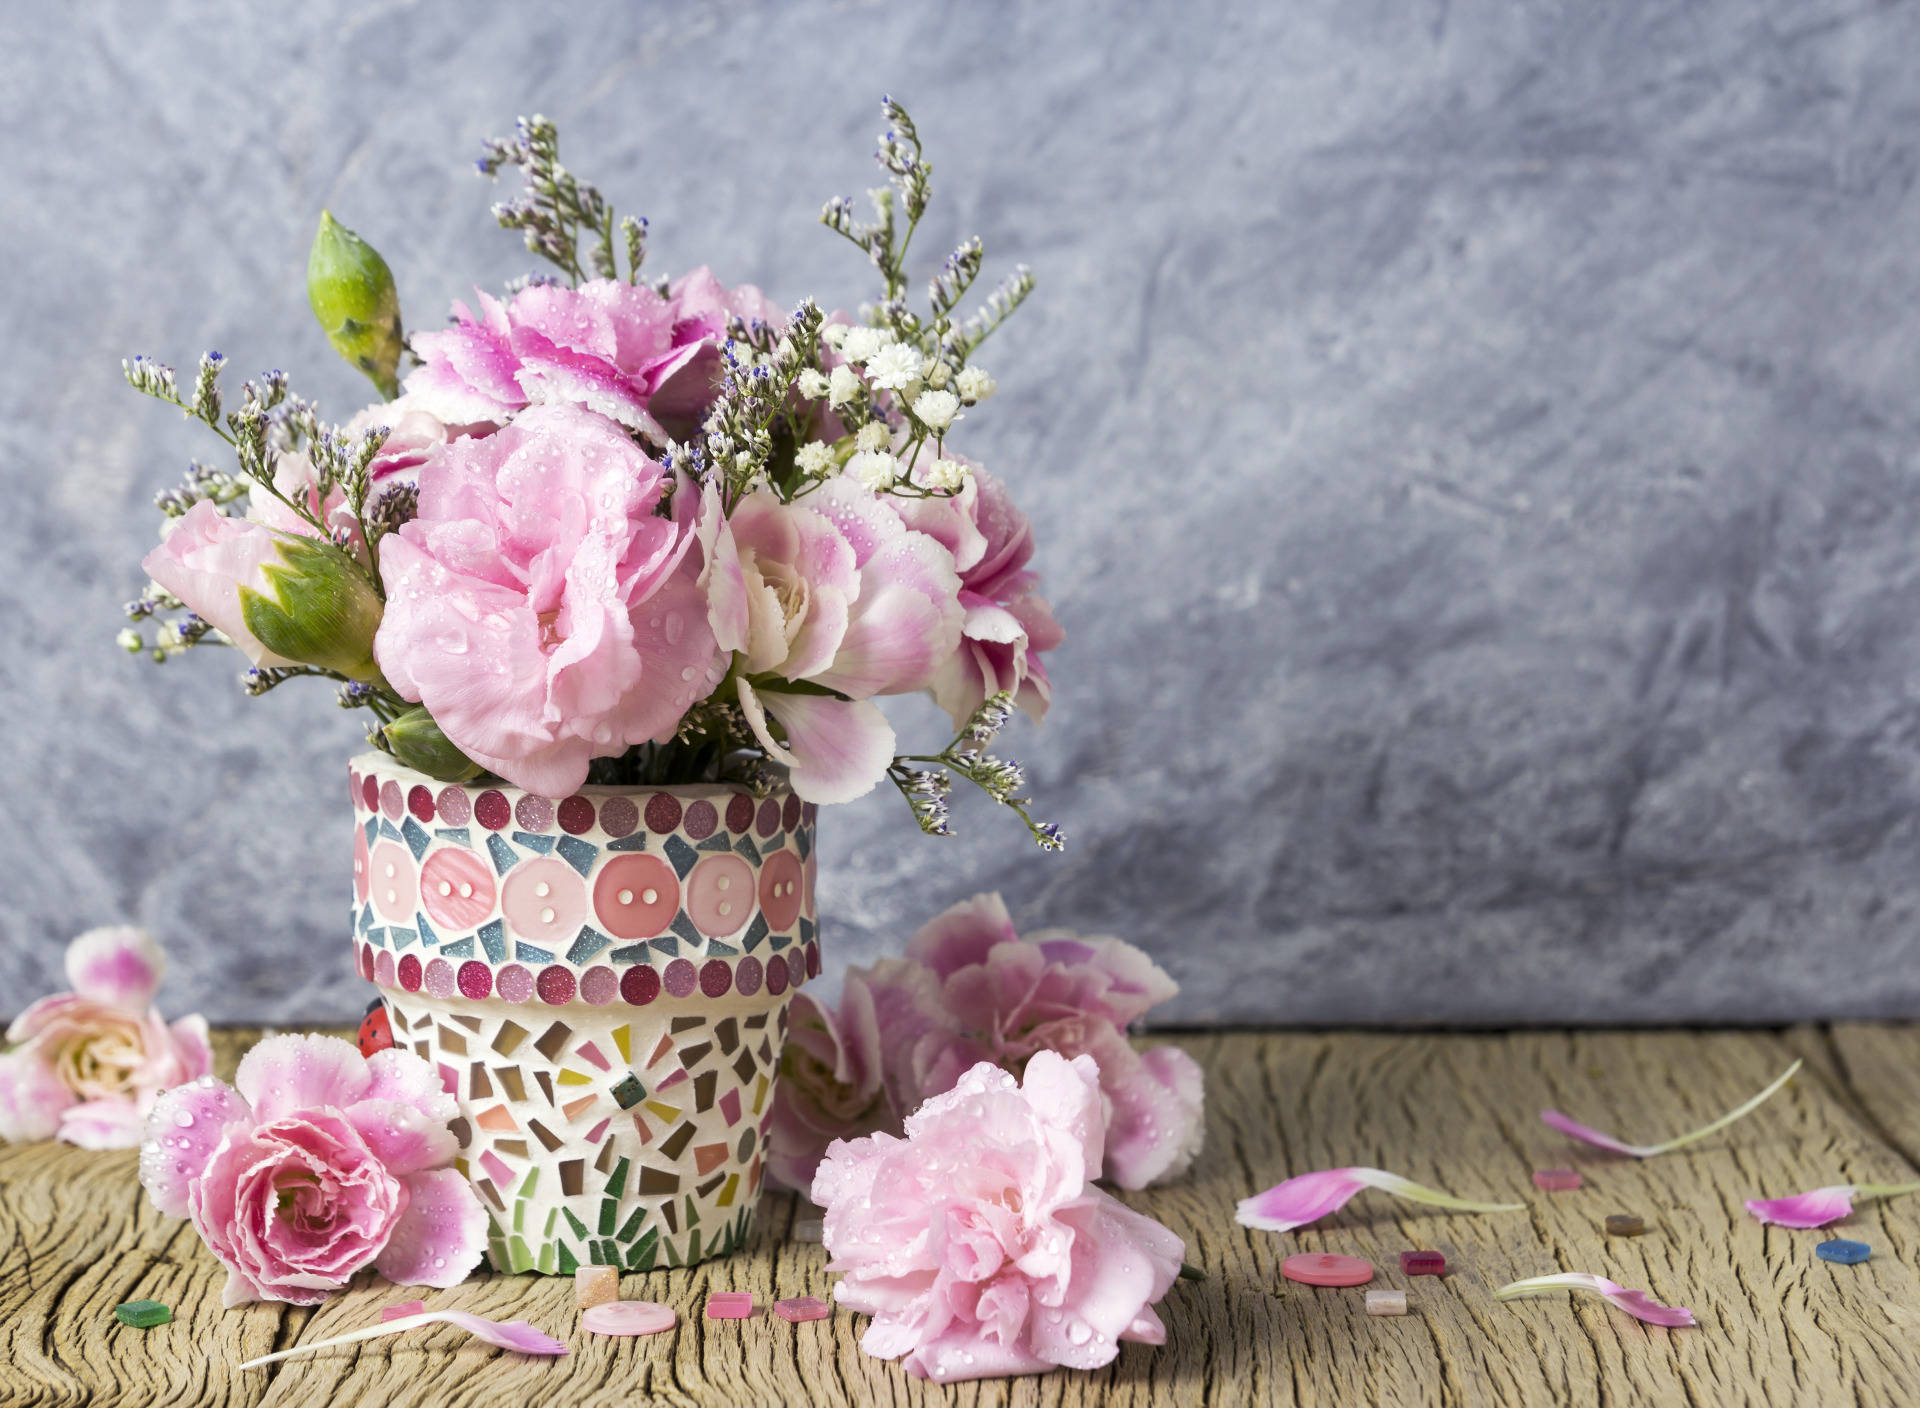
[1235,1166,1525,1234]
[1495,1273,1696,1329]
[1745,1179,1920,1229]
[1541,1059,1801,1158]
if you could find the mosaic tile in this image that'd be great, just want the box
[470,1063,492,1099]
[640,1165,680,1196]
[733,835,761,864]
[567,927,610,964]
[415,915,441,948]
[719,1089,741,1126]
[576,1040,611,1071]
[693,1071,717,1112]
[534,1071,555,1104]
[529,1120,563,1153]
[487,833,518,875]
[562,1094,599,1121]
[402,817,432,860]
[496,1067,526,1102]
[659,1123,696,1161]
[557,1068,594,1087]
[742,914,769,953]
[434,826,472,848]
[556,835,598,876]
[606,833,649,852]
[664,835,699,878]
[696,832,733,854]
[512,830,557,855]
[585,1117,611,1144]
[492,1021,529,1057]
[559,1160,584,1197]
[479,919,506,963]
[610,942,652,963]
[440,936,475,958]
[693,1143,729,1176]
[515,941,555,964]
[391,927,419,951]
[655,1068,688,1091]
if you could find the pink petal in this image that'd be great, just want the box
[1745,1185,1858,1229]
[58,1098,152,1149]
[737,683,896,805]
[373,1168,489,1287]
[345,1099,459,1176]
[1103,1042,1206,1189]
[362,1047,458,1125]
[0,1048,73,1143]
[1541,1060,1802,1159]
[905,893,1018,976]
[169,1014,215,1083]
[1496,1272,1696,1328]
[234,1033,371,1121]
[139,1077,252,1217]
[236,1308,566,1370]
[1235,1167,1368,1232]
[64,927,166,1009]
[1538,1109,1638,1157]
[382,1300,427,1322]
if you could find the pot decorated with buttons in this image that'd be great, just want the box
[349,752,820,1275]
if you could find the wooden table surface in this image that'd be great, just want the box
[4,1025,1918,1407]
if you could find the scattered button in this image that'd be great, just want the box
[582,1300,677,1336]
[575,1265,620,1309]
[1399,1250,1446,1276]
[1604,1214,1645,1237]
[114,1300,171,1329]
[791,1217,825,1244]
[1532,1168,1582,1191]
[1816,1239,1871,1265]
[381,1300,426,1322]
[774,1296,832,1323]
[706,1292,755,1319]
[1281,1253,1374,1287]
[1365,1290,1407,1316]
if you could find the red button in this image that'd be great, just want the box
[1281,1253,1374,1287]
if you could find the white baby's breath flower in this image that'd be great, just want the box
[795,441,834,475]
[864,342,924,391]
[924,360,952,390]
[828,363,863,408]
[840,325,891,365]
[116,628,143,654]
[956,366,996,403]
[912,389,961,431]
[796,368,831,399]
[911,455,970,493]
[847,450,898,490]
[822,324,849,349]
[855,421,893,454]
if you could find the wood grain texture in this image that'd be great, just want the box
[4,1027,1919,1406]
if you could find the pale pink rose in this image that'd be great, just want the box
[0,927,211,1149]
[707,479,962,803]
[374,403,726,796]
[814,1051,1184,1383]
[896,469,1062,729]
[403,269,775,441]
[903,894,1204,1189]
[138,1033,487,1307]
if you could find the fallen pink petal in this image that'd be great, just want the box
[1495,1272,1697,1328]
[236,1310,567,1369]
[1235,1166,1525,1233]
[1541,1059,1801,1159]
[1746,1179,1920,1228]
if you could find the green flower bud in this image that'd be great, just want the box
[382,707,484,782]
[307,211,404,398]
[238,534,387,683]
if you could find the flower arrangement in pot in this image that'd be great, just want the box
[119,100,1062,1274]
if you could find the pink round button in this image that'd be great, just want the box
[686,854,754,936]
[1281,1253,1374,1287]
[500,857,587,943]
[582,1300,677,1337]
[759,850,803,932]
[420,847,496,932]
[369,841,418,923]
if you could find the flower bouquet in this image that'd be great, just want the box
[117,99,1065,1274]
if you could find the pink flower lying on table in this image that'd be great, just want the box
[0,927,211,1149]
[814,1051,1185,1384]
[139,1032,487,1307]
[767,894,1203,1193]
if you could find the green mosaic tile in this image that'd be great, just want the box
[557,1241,578,1275]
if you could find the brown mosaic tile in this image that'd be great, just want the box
[639,1165,680,1197]
[559,1159,584,1197]
[528,1119,563,1153]
[469,1063,493,1099]
[534,1021,573,1062]
[492,1021,529,1057]
[495,1066,526,1102]
[659,1122,696,1161]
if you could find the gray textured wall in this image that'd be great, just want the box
[6,0,1920,1027]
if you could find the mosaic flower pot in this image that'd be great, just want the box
[348,753,820,1275]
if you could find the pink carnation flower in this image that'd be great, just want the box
[705,478,962,803]
[896,468,1062,729]
[138,1033,487,1307]
[0,928,211,1149]
[814,1051,1184,1383]
[403,269,775,441]
[768,895,1203,1193]
[905,894,1204,1189]
[374,403,725,796]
